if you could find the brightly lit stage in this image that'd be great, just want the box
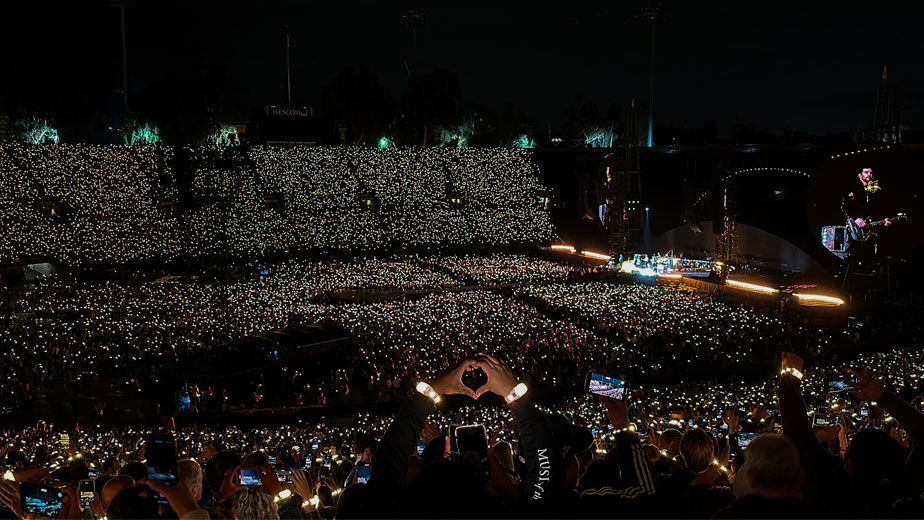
[540,245,846,311]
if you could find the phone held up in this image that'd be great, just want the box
[586,372,628,400]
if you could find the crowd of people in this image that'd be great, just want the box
[0,346,921,519]
[517,282,832,376]
[0,254,835,420]
[0,145,554,267]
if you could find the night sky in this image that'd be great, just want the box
[3,1,923,137]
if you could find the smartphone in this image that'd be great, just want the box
[318,466,330,483]
[238,468,262,487]
[355,461,371,484]
[79,479,95,509]
[813,413,836,427]
[587,372,627,400]
[310,439,320,451]
[20,482,64,518]
[734,432,760,449]
[860,406,869,418]
[448,425,461,454]
[267,455,277,466]
[453,425,489,461]
[827,374,858,393]
[323,456,332,469]
[275,467,293,484]
[416,440,427,456]
[144,433,178,485]
[304,455,312,470]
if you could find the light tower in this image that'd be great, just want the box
[640,1,667,147]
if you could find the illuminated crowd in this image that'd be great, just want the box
[517,282,829,375]
[0,145,554,266]
[0,254,839,420]
[0,345,921,518]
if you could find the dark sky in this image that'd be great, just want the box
[3,1,923,137]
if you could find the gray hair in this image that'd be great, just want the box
[177,459,203,490]
[231,488,279,520]
[745,433,802,491]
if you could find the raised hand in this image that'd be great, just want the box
[0,481,24,519]
[147,476,200,519]
[289,467,316,502]
[846,367,883,403]
[430,359,480,399]
[472,353,517,399]
[218,465,246,500]
[256,465,281,496]
[599,395,630,431]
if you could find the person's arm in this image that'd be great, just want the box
[476,354,563,509]
[368,359,477,515]
[601,396,655,496]
[849,368,924,444]
[778,353,825,455]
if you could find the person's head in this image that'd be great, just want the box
[847,428,907,487]
[679,428,715,473]
[119,461,147,483]
[660,429,683,457]
[101,475,135,510]
[102,457,121,475]
[205,450,241,495]
[492,442,515,474]
[106,485,159,520]
[6,450,28,469]
[642,444,662,468]
[231,488,279,520]
[178,459,204,502]
[744,434,803,498]
[860,167,873,183]
[336,482,372,518]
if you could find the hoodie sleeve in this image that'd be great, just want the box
[367,393,435,515]
[508,394,564,510]
[878,390,924,445]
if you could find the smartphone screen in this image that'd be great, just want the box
[734,432,760,449]
[454,425,489,461]
[304,455,312,470]
[416,440,427,456]
[20,482,64,518]
[144,433,178,486]
[587,372,628,400]
[355,461,371,484]
[813,413,835,427]
[827,374,858,393]
[275,467,292,484]
[79,479,95,509]
[318,466,330,482]
[238,469,262,486]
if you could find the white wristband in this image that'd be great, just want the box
[780,367,803,380]
[505,383,528,404]
[415,382,441,404]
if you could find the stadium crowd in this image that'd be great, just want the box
[517,283,832,376]
[0,145,553,267]
[0,256,829,419]
[0,346,921,519]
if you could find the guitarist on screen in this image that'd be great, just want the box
[840,167,905,260]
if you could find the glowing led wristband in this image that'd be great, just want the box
[780,367,803,380]
[505,383,528,404]
[711,458,729,473]
[415,382,441,404]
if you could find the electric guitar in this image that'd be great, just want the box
[847,213,907,242]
